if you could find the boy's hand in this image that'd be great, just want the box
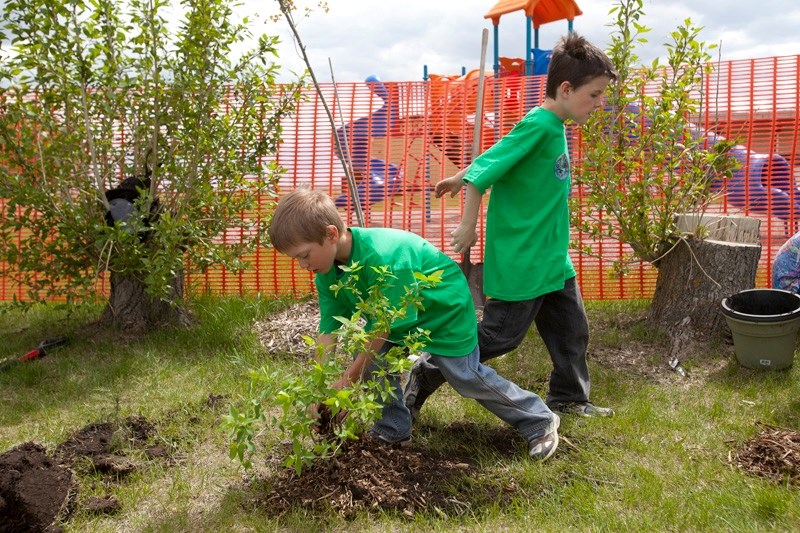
[311,403,333,433]
[332,375,353,390]
[434,175,464,198]
[311,403,347,434]
[450,223,478,255]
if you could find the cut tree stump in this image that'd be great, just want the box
[99,271,192,334]
[649,214,762,348]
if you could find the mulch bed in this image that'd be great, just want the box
[254,427,517,519]
[735,422,800,486]
[254,300,320,357]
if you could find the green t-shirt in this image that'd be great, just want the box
[464,107,576,301]
[315,227,478,356]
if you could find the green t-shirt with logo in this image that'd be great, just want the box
[315,227,478,356]
[464,106,576,301]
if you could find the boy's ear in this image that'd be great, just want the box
[325,224,339,242]
[558,81,572,98]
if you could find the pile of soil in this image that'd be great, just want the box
[735,422,800,486]
[0,442,76,533]
[0,415,161,532]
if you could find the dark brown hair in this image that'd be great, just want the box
[545,32,617,99]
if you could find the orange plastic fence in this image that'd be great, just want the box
[2,54,799,302]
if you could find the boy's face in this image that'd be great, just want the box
[560,75,611,125]
[282,225,339,275]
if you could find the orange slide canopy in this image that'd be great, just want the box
[484,0,582,28]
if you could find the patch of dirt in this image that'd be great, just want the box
[0,415,161,532]
[586,307,735,385]
[83,495,122,515]
[0,393,231,531]
[254,423,518,519]
[55,415,155,478]
[0,441,77,533]
[734,422,800,486]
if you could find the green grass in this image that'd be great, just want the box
[1,296,799,532]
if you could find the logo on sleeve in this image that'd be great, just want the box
[554,153,570,181]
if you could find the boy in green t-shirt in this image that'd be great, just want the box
[268,188,559,460]
[406,32,617,419]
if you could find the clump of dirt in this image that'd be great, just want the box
[0,415,160,532]
[83,495,122,515]
[55,415,155,478]
[0,441,77,533]
[735,422,800,486]
[253,422,520,519]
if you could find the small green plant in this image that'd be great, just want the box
[223,263,441,474]
[572,0,739,275]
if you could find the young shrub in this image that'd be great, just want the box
[223,264,440,475]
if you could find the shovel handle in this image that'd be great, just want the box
[461,247,473,277]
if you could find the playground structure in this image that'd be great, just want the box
[266,0,800,303]
[329,0,800,244]
[331,0,581,225]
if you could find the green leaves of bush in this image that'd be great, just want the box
[223,264,441,475]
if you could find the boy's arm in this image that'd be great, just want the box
[434,166,469,198]
[332,333,388,389]
[450,182,482,254]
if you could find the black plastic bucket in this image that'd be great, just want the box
[721,289,800,323]
[720,288,800,369]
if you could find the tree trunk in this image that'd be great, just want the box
[99,271,192,334]
[649,215,762,352]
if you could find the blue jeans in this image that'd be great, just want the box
[367,342,413,442]
[368,344,553,442]
[414,277,591,406]
[429,345,554,440]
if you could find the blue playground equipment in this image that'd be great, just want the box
[334,158,403,210]
[620,108,800,231]
[334,75,403,213]
[703,130,798,227]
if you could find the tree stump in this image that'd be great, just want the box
[649,214,762,348]
[99,271,192,334]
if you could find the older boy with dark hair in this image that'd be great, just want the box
[407,32,618,419]
[268,188,560,460]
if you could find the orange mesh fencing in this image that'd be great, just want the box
[2,54,799,302]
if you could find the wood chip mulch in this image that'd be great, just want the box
[734,422,800,486]
[254,300,319,357]
[254,436,513,519]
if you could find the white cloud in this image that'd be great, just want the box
[240,0,800,83]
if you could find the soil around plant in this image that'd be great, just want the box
[252,422,521,519]
[0,441,76,533]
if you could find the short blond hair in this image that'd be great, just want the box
[268,188,345,253]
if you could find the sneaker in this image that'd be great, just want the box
[528,414,560,461]
[403,352,430,420]
[365,431,412,449]
[548,401,614,418]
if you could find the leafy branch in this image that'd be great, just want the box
[223,264,440,475]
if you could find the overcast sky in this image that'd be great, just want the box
[241,0,800,83]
